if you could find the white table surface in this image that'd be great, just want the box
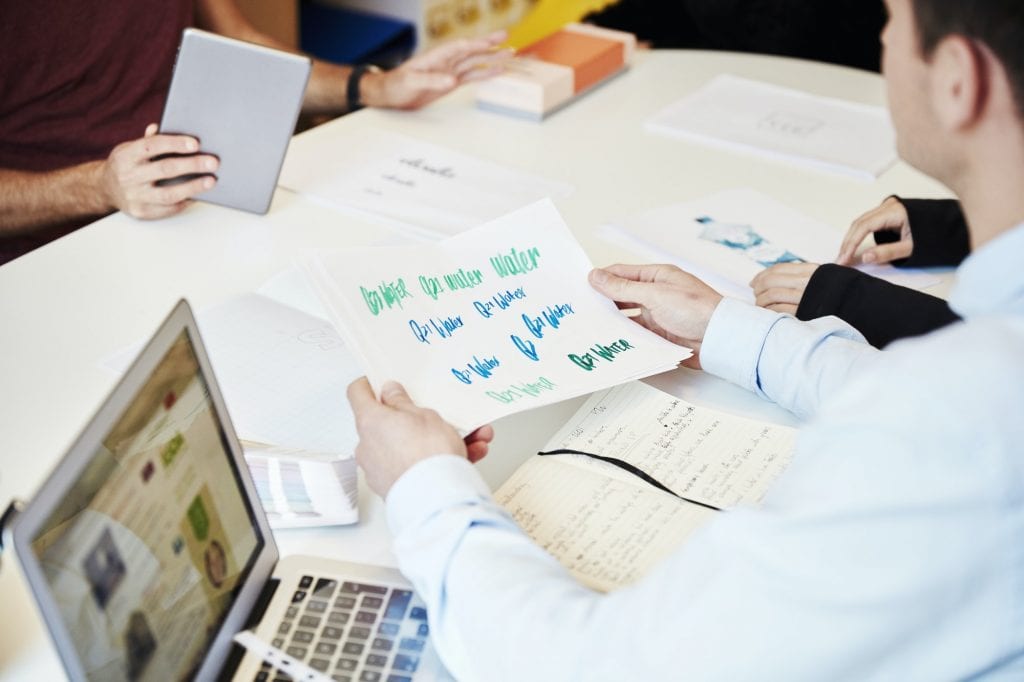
[0,49,953,679]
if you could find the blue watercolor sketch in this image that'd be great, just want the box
[695,215,804,267]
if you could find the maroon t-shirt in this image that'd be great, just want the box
[0,0,193,262]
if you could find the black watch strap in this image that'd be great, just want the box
[346,64,378,112]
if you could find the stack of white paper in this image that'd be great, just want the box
[302,199,692,433]
[279,128,573,239]
[102,293,364,527]
[646,75,897,180]
[601,188,940,301]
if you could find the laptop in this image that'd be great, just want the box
[159,29,311,214]
[3,300,446,681]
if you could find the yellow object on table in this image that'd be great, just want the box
[505,0,618,48]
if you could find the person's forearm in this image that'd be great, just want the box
[194,0,356,114]
[0,163,111,234]
[701,299,878,420]
[387,456,620,681]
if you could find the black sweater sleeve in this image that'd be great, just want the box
[874,198,970,267]
[796,264,960,348]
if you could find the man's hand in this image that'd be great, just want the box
[836,196,913,265]
[101,124,220,220]
[347,378,495,497]
[750,262,820,315]
[588,264,723,369]
[362,32,513,110]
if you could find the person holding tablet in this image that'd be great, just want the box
[0,0,510,264]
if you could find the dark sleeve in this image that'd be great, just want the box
[796,263,960,348]
[874,198,970,267]
[585,0,885,71]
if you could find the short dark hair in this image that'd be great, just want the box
[910,0,1024,115]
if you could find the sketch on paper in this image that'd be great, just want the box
[757,110,825,138]
[695,215,805,268]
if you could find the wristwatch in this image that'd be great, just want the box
[346,64,381,112]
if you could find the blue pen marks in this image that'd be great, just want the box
[522,303,575,339]
[511,334,540,361]
[409,315,464,344]
[473,287,527,318]
[451,354,501,385]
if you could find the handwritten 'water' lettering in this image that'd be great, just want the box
[419,275,443,300]
[485,376,556,404]
[511,334,540,361]
[451,354,501,385]
[443,268,484,292]
[522,303,575,339]
[409,315,464,344]
[473,287,527,318]
[568,338,636,371]
[489,247,541,278]
[399,157,456,179]
[360,279,412,316]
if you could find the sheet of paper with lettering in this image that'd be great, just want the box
[494,381,796,592]
[646,74,896,180]
[601,188,941,301]
[279,128,573,238]
[302,199,692,433]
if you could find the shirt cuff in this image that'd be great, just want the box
[700,297,785,393]
[385,454,493,537]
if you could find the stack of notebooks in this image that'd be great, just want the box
[477,23,636,120]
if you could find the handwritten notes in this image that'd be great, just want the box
[494,381,796,591]
[646,75,896,180]
[279,128,573,238]
[602,188,941,301]
[302,200,691,433]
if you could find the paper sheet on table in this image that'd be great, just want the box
[196,294,364,456]
[601,188,941,302]
[102,294,364,457]
[302,199,692,434]
[646,75,897,180]
[279,128,573,239]
[243,447,358,529]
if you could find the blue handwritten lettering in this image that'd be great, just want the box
[472,287,528,319]
[511,334,540,361]
[408,315,464,344]
[521,303,575,339]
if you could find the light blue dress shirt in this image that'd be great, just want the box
[385,223,1024,681]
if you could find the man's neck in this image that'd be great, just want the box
[952,132,1024,251]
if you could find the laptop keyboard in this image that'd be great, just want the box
[254,575,430,682]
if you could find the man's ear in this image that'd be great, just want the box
[929,35,986,132]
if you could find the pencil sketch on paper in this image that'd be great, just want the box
[757,110,825,138]
[695,215,805,268]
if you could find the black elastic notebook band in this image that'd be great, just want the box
[536,448,723,512]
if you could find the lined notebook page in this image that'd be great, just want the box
[496,457,714,592]
[494,381,796,590]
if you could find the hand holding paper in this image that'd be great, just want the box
[347,378,495,497]
[304,200,691,433]
[588,263,724,369]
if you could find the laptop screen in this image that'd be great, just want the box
[28,329,264,680]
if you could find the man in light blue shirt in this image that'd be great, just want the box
[346,0,1024,678]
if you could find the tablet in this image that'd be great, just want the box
[160,28,311,214]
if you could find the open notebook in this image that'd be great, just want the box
[494,381,796,592]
